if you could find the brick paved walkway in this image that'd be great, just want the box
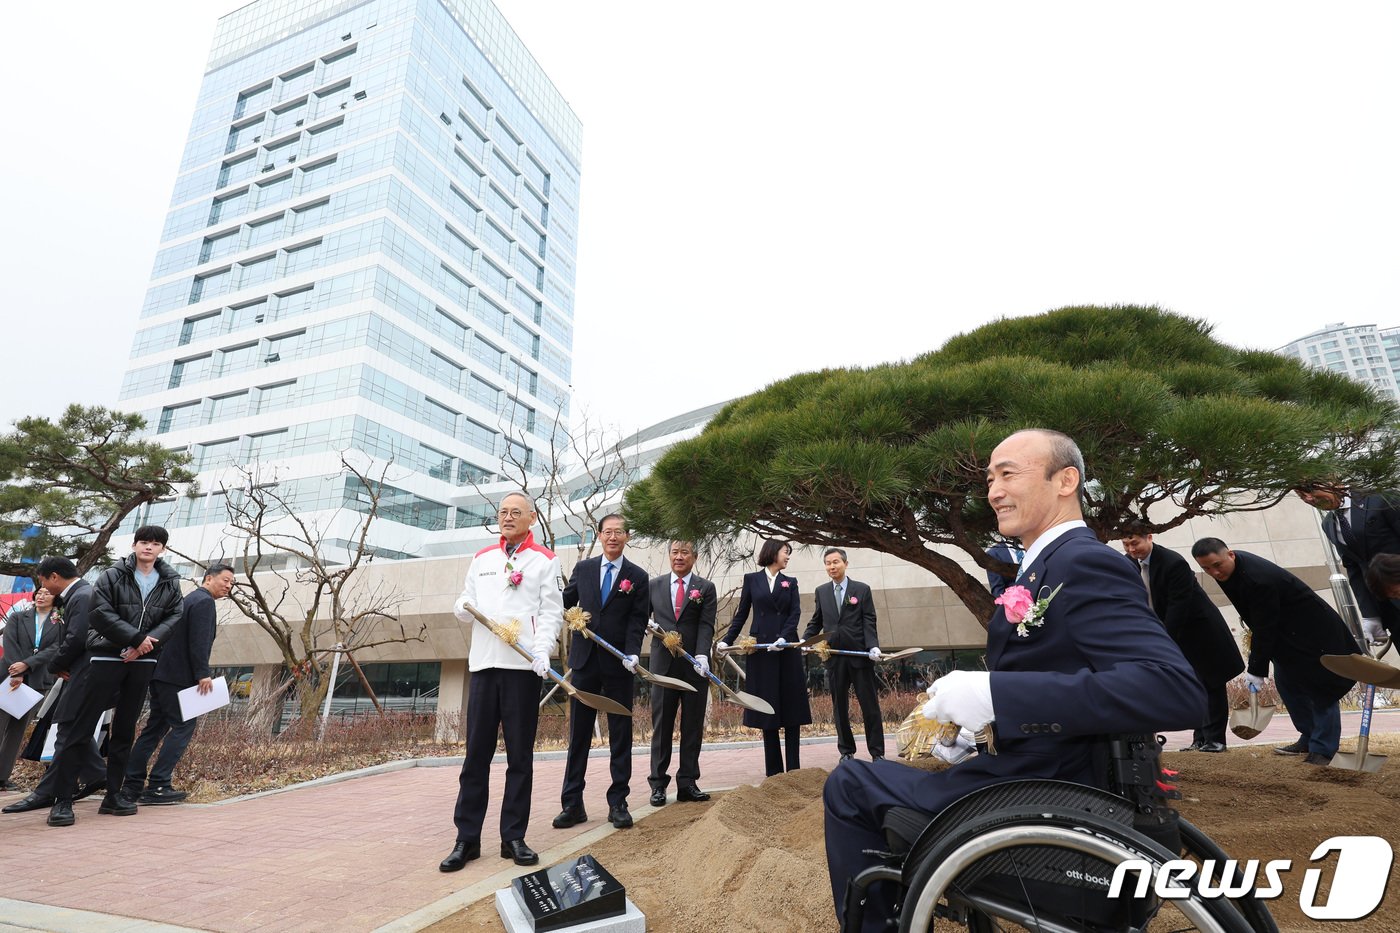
[0,710,1395,932]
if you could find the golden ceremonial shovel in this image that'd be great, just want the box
[460,602,631,717]
[1322,654,1391,773]
[646,621,774,715]
[564,607,694,693]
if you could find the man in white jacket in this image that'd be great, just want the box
[440,492,564,871]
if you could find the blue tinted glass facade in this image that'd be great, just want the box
[118,0,580,551]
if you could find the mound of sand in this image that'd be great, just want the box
[432,738,1400,932]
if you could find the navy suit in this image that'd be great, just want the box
[648,573,717,793]
[824,526,1206,930]
[724,570,813,775]
[559,555,649,810]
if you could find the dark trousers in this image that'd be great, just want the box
[560,655,634,809]
[649,656,707,790]
[452,667,540,844]
[0,702,39,783]
[829,659,885,758]
[1274,674,1342,758]
[761,727,801,775]
[123,680,198,795]
[33,740,105,800]
[53,660,156,801]
[1193,682,1229,747]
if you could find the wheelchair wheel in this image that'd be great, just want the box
[897,806,1256,933]
[1177,819,1277,933]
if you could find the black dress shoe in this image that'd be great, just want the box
[1303,752,1332,766]
[649,788,666,807]
[676,786,710,802]
[1198,742,1227,753]
[501,839,538,865]
[74,780,106,801]
[47,800,75,827]
[98,793,138,816]
[3,792,54,814]
[552,806,587,829]
[1178,742,1202,752]
[871,755,885,762]
[839,753,854,762]
[608,804,633,829]
[439,840,480,872]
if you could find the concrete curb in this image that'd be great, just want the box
[0,899,210,933]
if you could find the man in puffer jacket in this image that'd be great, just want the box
[47,526,184,827]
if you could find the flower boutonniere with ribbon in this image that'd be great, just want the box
[505,562,524,589]
[995,583,1064,638]
[687,588,703,605]
[617,578,634,596]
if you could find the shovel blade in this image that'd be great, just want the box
[640,670,696,692]
[570,687,633,717]
[1330,751,1387,773]
[726,688,775,716]
[1229,699,1274,740]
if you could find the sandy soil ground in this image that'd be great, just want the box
[428,736,1400,932]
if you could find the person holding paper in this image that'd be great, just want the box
[122,562,233,805]
[1,587,64,791]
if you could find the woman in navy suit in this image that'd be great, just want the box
[721,540,813,776]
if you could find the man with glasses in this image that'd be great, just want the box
[440,493,563,872]
[553,514,650,830]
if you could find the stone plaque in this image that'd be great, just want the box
[510,854,626,932]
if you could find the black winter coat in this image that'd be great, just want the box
[87,555,184,659]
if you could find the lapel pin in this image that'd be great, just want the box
[1028,573,1037,583]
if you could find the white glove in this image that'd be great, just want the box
[1244,672,1268,692]
[932,728,977,765]
[716,641,729,653]
[622,654,639,673]
[693,654,710,678]
[767,637,788,652]
[1362,618,1387,645]
[531,653,551,678]
[868,646,882,661]
[923,671,995,732]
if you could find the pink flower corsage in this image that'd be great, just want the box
[848,596,858,605]
[780,580,790,588]
[618,579,634,595]
[687,588,703,604]
[505,562,524,588]
[995,583,1062,637]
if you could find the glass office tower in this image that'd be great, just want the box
[118,0,580,560]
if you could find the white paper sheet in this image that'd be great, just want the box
[177,675,230,721]
[0,681,42,719]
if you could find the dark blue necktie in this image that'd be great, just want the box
[601,562,614,606]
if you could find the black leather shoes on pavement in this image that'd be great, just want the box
[501,839,538,865]
[649,788,666,807]
[551,806,587,829]
[439,840,481,872]
[139,786,188,806]
[3,793,54,814]
[47,800,75,827]
[1198,742,1227,753]
[676,786,710,802]
[74,780,106,801]
[839,753,854,762]
[98,794,138,816]
[608,804,633,829]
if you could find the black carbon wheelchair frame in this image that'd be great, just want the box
[841,735,1278,932]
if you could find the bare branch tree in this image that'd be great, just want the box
[202,454,427,721]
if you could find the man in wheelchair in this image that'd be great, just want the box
[825,430,1210,931]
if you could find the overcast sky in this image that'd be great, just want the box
[3,1,1397,437]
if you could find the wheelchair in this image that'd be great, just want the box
[841,734,1278,932]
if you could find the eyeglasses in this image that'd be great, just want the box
[498,508,527,519]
